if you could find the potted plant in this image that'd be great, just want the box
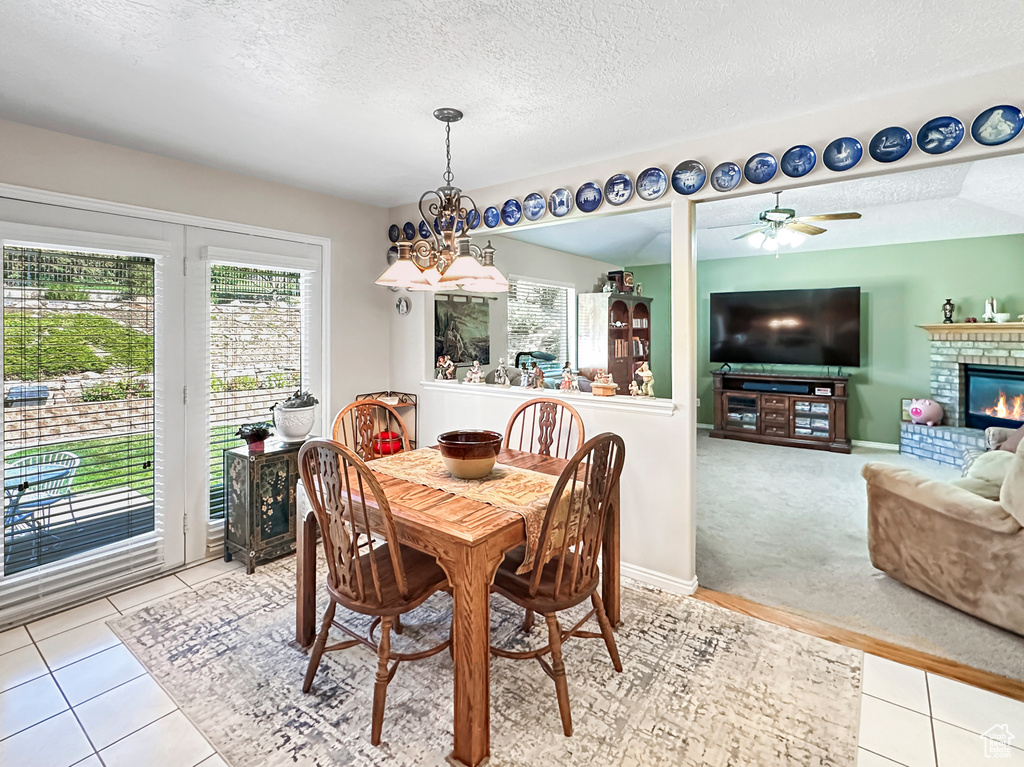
[236,422,273,453]
[271,389,319,442]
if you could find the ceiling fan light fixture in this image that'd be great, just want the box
[749,231,767,248]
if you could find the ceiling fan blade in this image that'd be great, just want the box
[732,228,765,240]
[787,222,826,236]
[797,212,862,222]
[705,221,759,230]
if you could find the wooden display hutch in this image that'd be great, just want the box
[578,293,653,394]
[710,370,851,453]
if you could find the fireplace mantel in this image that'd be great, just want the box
[919,322,1024,335]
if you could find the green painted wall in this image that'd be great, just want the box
[695,234,1024,444]
[630,264,672,399]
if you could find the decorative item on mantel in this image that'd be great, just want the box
[435,355,456,380]
[463,359,485,384]
[908,398,944,427]
[531,362,546,389]
[633,361,655,397]
[374,108,508,293]
[942,298,955,324]
[236,422,273,453]
[272,390,319,443]
[592,371,617,397]
[519,362,531,388]
[493,357,510,387]
[983,296,998,323]
[560,361,580,392]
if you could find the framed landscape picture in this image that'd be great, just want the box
[901,398,914,422]
[435,294,490,364]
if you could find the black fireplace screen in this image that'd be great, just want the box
[966,365,1024,430]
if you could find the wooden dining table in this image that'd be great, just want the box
[295,446,620,767]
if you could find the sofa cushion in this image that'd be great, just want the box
[1000,444,1024,526]
[965,449,1014,483]
[951,477,1003,501]
[999,423,1024,453]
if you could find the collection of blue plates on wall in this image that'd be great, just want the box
[387,103,1023,241]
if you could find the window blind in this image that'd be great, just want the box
[207,265,303,526]
[2,247,156,579]
[506,277,574,374]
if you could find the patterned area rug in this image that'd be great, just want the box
[108,556,862,767]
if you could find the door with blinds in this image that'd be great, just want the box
[183,227,324,561]
[0,208,186,626]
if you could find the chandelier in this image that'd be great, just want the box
[375,108,508,293]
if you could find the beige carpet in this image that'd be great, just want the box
[696,429,1024,680]
[109,553,862,767]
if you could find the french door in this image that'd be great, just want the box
[0,199,186,626]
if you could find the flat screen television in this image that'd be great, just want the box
[710,287,861,367]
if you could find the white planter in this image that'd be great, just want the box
[273,404,316,442]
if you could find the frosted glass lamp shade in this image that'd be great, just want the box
[463,265,509,293]
[437,255,486,285]
[375,258,430,288]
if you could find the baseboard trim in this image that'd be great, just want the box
[621,562,698,595]
[851,439,899,451]
[696,423,713,430]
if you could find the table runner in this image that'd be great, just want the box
[369,448,566,573]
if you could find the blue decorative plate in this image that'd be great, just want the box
[822,137,863,171]
[744,153,777,184]
[780,145,816,178]
[483,206,500,228]
[636,167,668,201]
[605,174,634,206]
[549,188,574,217]
[501,199,523,226]
[403,222,416,240]
[576,182,603,213]
[418,220,430,239]
[388,224,401,243]
[433,216,463,234]
[917,117,964,155]
[466,209,481,229]
[523,193,546,221]
[671,160,706,195]
[869,127,912,163]
[972,105,1024,146]
[710,162,742,192]
[387,245,398,265]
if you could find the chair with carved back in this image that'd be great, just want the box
[332,399,410,463]
[298,439,451,745]
[503,397,585,460]
[489,432,625,737]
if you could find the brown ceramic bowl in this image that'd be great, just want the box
[437,430,503,479]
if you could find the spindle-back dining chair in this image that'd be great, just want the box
[332,399,410,462]
[503,397,585,460]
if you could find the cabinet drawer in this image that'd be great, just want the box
[762,410,788,424]
[761,395,788,409]
[762,424,789,437]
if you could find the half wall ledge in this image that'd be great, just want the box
[419,381,676,417]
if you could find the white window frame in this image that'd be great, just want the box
[507,273,577,368]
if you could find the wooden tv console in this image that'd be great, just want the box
[710,371,851,453]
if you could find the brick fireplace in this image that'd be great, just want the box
[900,324,1024,467]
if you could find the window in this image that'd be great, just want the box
[506,276,576,375]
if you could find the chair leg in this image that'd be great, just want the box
[393,614,403,635]
[522,608,535,632]
[592,592,622,672]
[302,601,336,693]
[371,615,393,746]
[544,613,573,737]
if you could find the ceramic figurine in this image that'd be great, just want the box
[520,362,531,388]
[532,363,545,389]
[636,361,655,397]
[436,355,456,380]
[463,359,485,384]
[628,380,641,396]
[559,361,579,392]
[983,297,998,323]
[908,398,944,427]
[493,357,510,387]
[942,298,954,324]
[591,371,617,397]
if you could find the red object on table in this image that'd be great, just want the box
[373,431,402,455]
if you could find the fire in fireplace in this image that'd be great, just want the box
[966,364,1024,430]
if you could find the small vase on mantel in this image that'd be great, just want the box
[942,298,955,324]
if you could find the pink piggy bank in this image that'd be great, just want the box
[909,398,943,426]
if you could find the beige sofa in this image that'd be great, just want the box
[862,427,1024,637]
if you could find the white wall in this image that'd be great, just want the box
[0,117,391,415]
[388,65,1024,593]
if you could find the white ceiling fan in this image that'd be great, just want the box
[722,192,862,251]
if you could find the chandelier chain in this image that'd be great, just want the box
[443,122,453,185]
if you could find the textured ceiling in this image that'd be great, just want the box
[496,155,1024,263]
[1,1,1023,206]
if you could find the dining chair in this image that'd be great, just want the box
[489,432,625,737]
[503,397,586,631]
[332,399,410,462]
[298,439,451,746]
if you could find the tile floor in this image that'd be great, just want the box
[2,560,1022,767]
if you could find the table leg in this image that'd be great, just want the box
[601,480,621,627]
[443,543,504,767]
[296,507,318,648]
